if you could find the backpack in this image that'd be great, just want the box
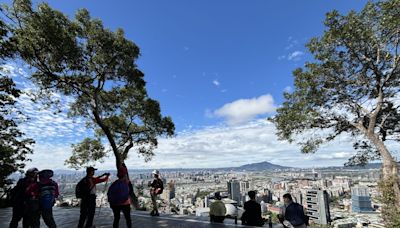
[152,179,164,195]
[39,181,56,209]
[107,180,130,205]
[9,178,29,206]
[285,202,306,226]
[75,177,90,199]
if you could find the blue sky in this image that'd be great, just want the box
[6,0,393,170]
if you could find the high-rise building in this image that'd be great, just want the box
[262,189,273,203]
[306,190,331,225]
[292,191,304,205]
[351,187,373,212]
[227,180,241,204]
[240,181,250,193]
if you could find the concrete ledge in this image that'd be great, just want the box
[0,207,284,228]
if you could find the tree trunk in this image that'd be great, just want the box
[92,109,123,169]
[367,133,400,207]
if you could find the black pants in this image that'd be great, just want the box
[10,201,40,228]
[210,215,225,223]
[9,205,29,228]
[78,195,96,228]
[111,205,131,228]
[42,208,57,228]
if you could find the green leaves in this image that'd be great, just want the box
[65,138,106,170]
[1,1,175,169]
[272,0,400,159]
[0,75,34,188]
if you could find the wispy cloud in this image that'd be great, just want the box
[213,94,276,125]
[285,37,299,50]
[287,51,304,61]
[213,80,220,86]
[278,36,305,61]
[2,63,91,162]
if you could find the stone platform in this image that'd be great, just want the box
[0,207,283,228]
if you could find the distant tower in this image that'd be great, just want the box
[240,181,250,193]
[227,180,241,204]
[306,190,331,225]
[351,187,373,212]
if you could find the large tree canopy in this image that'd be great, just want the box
[0,19,34,189]
[1,0,174,169]
[272,0,399,225]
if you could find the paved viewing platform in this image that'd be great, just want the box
[0,207,283,228]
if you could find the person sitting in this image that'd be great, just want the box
[241,191,264,227]
[278,193,307,228]
[209,192,226,223]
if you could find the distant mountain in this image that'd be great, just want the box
[230,161,291,171]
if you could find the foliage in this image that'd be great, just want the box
[0,17,34,190]
[1,0,174,169]
[272,0,400,164]
[64,138,106,169]
[271,0,400,223]
[0,72,34,189]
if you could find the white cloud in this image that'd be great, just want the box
[213,80,220,86]
[284,86,292,93]
[213,94,276,125]
[121,119,372,169]
[288,51,304,61]
[26,117,398,170]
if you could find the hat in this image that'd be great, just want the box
[152,169,160,175]
[117,166,128,178]
[26,168,39,177]
[86,167,97,172]
[38,169,54,178]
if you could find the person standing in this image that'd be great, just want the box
[209,192,226,223]
[9,168,39,228]
[278,193,307,228]
[107,166,132,228]
[149,170,163,216]
[38,169,59,228]
[241,191,264,227]
[77,167,110,228]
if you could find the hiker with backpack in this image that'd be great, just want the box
[76,167,110,228]
[148,169,163,216]
[9,167,40,228]
[107,165,133,228]
[278,193,307,228]
[38,169,59,228]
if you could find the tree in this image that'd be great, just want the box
[1,0,174,169]
[271,0,400,225]
[0,20,34,190]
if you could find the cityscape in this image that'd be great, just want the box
[18,161,386,228]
